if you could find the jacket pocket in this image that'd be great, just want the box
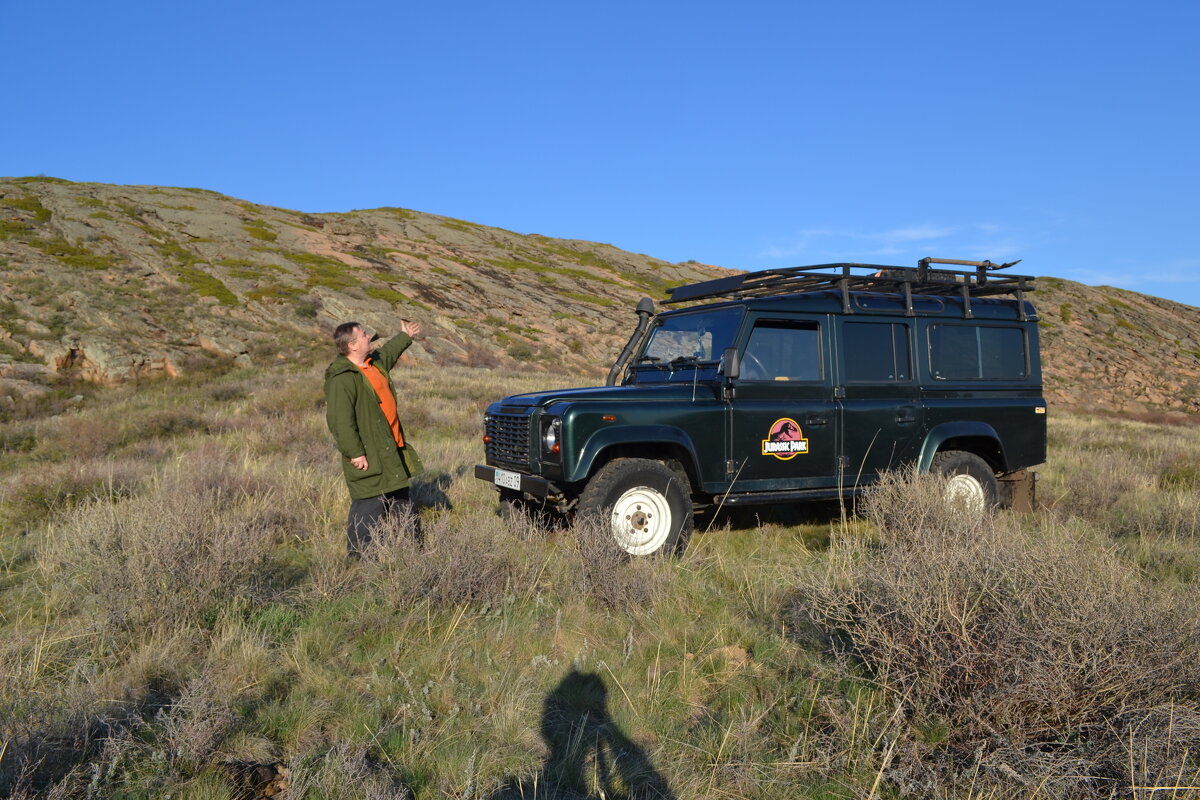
[343,456,382,482]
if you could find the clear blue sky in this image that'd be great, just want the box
[5,1,1199,305]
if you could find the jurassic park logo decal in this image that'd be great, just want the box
[762,418,809,460]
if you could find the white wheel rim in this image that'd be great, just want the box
[945,473,986,514]
[610,485,673,555]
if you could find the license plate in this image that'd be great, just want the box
[493,469,522,490]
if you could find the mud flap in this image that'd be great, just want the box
[998,469,1037,512]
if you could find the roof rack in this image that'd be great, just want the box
[664,258,1036,321]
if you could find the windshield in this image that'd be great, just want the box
[639,307,743,364]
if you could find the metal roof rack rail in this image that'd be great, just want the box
[664,257,1035,320]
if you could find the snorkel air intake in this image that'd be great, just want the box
[605,297,656,386]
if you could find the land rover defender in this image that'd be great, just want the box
[474,258,1046,555]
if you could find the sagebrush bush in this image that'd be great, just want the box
[37,475,277,634]
[288,741,412,799]
[0,456,147,530]
[796,468,1200,795]
[567,515,669,612]
[360,508,539,609]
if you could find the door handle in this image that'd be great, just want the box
[805,416,829,427]
[896,412,917,425]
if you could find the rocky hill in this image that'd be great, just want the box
[2,176,1199,417]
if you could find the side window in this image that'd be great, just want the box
[843,322,911,382]
[742,319,822,381]
[929,324,1027,380]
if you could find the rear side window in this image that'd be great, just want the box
[929,324,1027,380]
[844,322,911,382]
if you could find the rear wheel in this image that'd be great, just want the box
[932,450,999,515]
[576,458,693,556]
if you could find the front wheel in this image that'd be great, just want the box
[932,450,999,515]
[576,458,693,556]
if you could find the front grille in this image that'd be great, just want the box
[486,413,531,470]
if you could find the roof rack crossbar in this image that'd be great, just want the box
[664,258,1035,306]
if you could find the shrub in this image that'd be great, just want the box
[567,516,668,611]
[794,469,1200,794]
[37,478,276,634]
[0,457,147,528]
[0,422,37,453]
[359,508,538,609]
[461,340,500,368]
[288,742,410,800]
[506,342,536,361]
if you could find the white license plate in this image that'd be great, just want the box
[493,469,522,490]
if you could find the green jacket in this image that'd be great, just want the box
[324,333,424,499]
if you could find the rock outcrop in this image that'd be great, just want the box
[3,176,1200,416]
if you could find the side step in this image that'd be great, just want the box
[709,486,864,507]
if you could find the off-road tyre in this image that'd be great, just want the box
[576,458,693,556]
[932,450,999,515]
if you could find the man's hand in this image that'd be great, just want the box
[400,320,421,338]
[350,455,369,471]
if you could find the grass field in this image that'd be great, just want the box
[3,360,1200,799]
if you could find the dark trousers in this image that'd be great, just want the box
[346,487,416,557]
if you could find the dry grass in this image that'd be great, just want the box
[4,364,1200,798]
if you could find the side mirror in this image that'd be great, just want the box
[720,347,740,380]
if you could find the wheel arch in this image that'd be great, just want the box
[918,422,1007,474]
[569,425,701,492]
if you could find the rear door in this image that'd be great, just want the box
[836,318,924,483]
[728,314,839,491]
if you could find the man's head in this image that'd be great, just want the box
[333,322,373,359]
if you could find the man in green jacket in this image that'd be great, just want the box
[324,320,425,557]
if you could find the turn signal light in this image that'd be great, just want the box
[483,435,492,444]
[551,443,560,454]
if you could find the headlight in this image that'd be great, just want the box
[542,417,561,455]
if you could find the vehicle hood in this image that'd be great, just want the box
[494,382,718,408]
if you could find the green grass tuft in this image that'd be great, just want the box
[242,220,278,242]
[0,194,52,223]
[176,267,238,305]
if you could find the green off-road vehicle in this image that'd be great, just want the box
[475,258,1045,555]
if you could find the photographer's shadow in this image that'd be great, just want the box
[487,669,676,800]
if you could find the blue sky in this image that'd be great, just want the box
[5,1,1199,305]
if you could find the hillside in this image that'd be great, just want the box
[3,176,1199,416]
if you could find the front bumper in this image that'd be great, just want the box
[474,465,555,499]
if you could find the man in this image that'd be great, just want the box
[324,320,424,557]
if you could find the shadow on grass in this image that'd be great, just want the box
[699,498,850,537]
[487,669,676,800]
[411,470,453,511]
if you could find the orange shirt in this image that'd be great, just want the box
[358,358,404,447]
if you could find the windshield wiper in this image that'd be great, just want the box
[633,355,670,370]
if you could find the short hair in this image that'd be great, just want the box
[333,322,362,356]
